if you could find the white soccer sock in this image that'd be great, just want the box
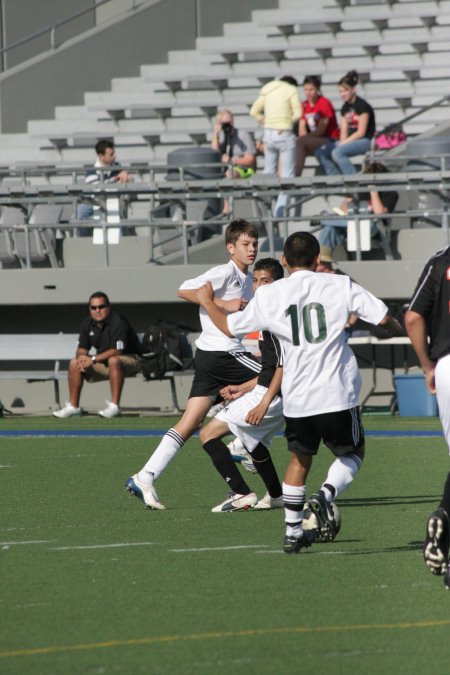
[283,482,306,537]
[138,428,185,483]
[322,454,362,499]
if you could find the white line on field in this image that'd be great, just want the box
[0,540,49,546]
[171,545,269,552]
[51,542,156,551]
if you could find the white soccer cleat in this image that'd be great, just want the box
[124,474,166,510]
[253,492,284,510]
[98,401,121,418]
[53,402,81,418]
[211,491,257,513]
[227,438,257,474]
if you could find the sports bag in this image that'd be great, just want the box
[375,129,407,150]
[140,320,185,380]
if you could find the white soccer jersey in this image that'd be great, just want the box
[227,269,388,416]
[179,260,253,352]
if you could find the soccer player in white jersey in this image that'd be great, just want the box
[406,247,450,589]
[199,258,285,512]
[125,220,262,509]
[197,231,402,553]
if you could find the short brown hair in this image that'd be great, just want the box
[225,219,259,245]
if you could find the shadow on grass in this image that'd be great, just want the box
[312,540,423,555]
[338,495,440,508]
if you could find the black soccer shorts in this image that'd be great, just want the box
[189,348,261,399]
[285,407,365,457]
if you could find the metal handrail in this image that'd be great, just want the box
[374,95,450,138]
[0,0,148,70]
[369,94,450,162]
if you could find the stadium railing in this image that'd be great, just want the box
[0,165,448,265]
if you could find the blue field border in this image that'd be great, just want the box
[0,429,443,438]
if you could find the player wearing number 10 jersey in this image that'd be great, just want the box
[197,231,403,552]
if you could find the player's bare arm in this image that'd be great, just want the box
[378,313,403,337]
[177,287,246,313]
[196,282,235,337]
[220,378,258,400]
[405,309,436,394]
[245,367,283,426]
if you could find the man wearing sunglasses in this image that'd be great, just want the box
[53,291,143,419]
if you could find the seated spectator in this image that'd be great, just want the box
[315,71,375,176]
[77,139,133,236]
[211,110,256,215]
[211,110,256,178]
[53,291,144,419]
[296,75,339,176]
[317,162,398,250]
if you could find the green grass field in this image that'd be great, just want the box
[2,414,450,674]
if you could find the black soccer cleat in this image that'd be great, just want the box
[308,490,338,543]
[423,508,449,576]
[283,528,316,554]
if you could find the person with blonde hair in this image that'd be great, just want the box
[250,76,302,217]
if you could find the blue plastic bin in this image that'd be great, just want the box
[394,373,438,417]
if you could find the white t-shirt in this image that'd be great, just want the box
[227,269,388,417]
[179,260,254,352]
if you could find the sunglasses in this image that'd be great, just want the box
[89,304,108,310]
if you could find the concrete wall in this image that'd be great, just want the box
[0,0,277,132]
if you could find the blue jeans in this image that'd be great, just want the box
[318,215,377,248]
[318,217,348,248]
[315,138,372,175]
[263,128,296,217]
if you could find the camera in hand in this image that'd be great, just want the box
[221,122,232,134]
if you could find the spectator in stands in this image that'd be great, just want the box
[76,139,132,235]
[211,110,256,214]
[250,76,302,218]
[53,291,143,419]
[296,75,339,176]
[315,71,375,176]
[211,110,256,178]
[317,162,398,250]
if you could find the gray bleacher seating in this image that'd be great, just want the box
[13,204,61,268]
[0,207,24,267]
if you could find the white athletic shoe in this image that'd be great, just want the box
[53,402,81,418]
[253,492,284,510]
[124,474,166,510]
[227,438,257,474]
[211,491,257,513]
[98,401,121,418]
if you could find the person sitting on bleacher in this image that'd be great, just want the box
[76,139,132,236]
[53,291,144,419]
[211,110,256,215]
[211,110,256,179]
[296,75,339,176]
[317,162,398,250]
[315,71,375,176]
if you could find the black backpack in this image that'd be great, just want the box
[140,320,185,380]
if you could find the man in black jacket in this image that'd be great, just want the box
[53,291,143,419]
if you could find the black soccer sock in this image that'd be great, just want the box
[439,471,450,515]
[250,442,282,498]
[203,439,251,495]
